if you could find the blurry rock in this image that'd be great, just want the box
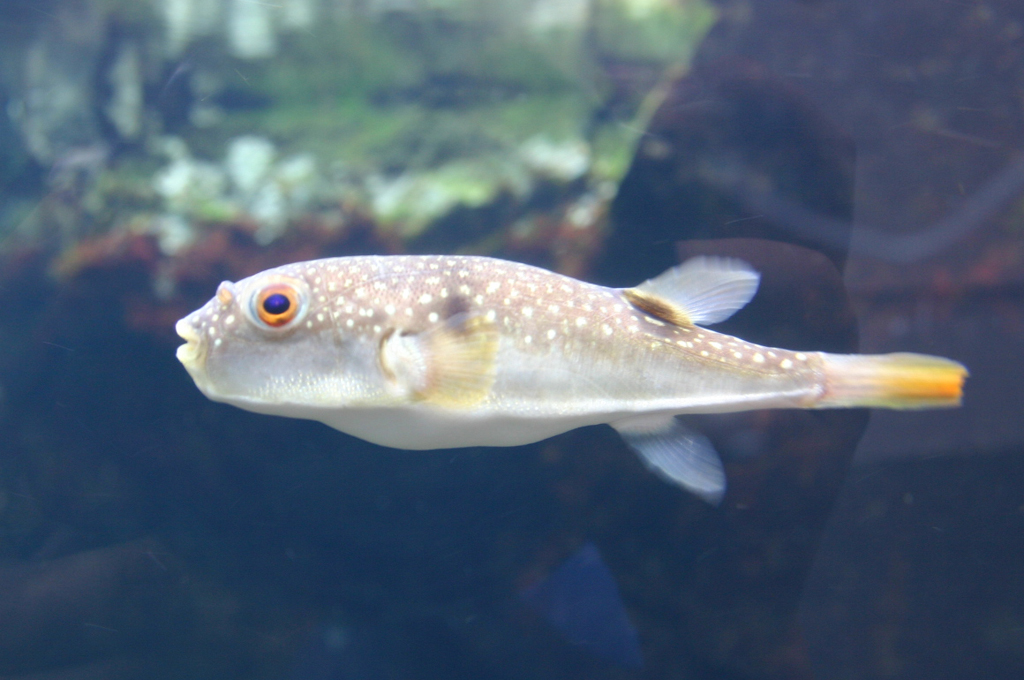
[226,135,276,196]
[227,0,278,59]
[161,0,221,57]
[104,41,144,141]
[601,57,856,284]
[367,159,529,239]
[153,213,194,255]
[251,181,287,245]
[282,0,316,30]
[152,141,229,218]
[16,1,105,164]
[519,136,590,183]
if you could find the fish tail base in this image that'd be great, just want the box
[817,352,967,409]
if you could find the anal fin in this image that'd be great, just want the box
[612,415,726,505]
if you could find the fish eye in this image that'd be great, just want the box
[253,283,304,328]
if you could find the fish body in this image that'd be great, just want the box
[176,254,967,503]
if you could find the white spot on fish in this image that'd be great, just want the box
[753,353,765,363]
[317,313,324,322]
[709,342,723,350]
[576,317,586,327]
[524,335,532,344]
[214,338,222,348]
[485,310,497,322]
[428,312,439,323]
[781,359,793,369]
[733,351,743,359]
[602,324,612,335]
[346,319,354,328]
[796,352,808,361]
[385,304,396,315]
[419,293,432,305]
[523,307,533,317]
[547,329,556,340]
[486,281,500,294]
[225,315,235,325]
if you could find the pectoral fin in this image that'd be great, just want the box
[612,415,726,505]
[624,256,760,327]
[379,313,499,407]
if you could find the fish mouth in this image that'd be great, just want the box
[175,317,205,368]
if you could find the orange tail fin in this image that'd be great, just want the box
[818,352,967,409]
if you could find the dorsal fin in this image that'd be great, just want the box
[624,256,760,327]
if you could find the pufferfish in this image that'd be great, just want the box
[175,254,967,504]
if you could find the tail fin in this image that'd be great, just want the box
[818,352,967,409]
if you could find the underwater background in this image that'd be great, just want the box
[1,0,1022,678]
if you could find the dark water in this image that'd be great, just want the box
[1,1,1022,679]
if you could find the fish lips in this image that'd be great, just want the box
[175,316,208,382]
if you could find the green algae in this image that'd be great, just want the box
[68,0,717,243]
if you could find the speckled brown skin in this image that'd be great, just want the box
[175,255,824,450]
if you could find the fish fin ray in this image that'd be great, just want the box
[612,415,725,505]
[380,313,499,408]
[627,256,760,327]
[817,352,967,409]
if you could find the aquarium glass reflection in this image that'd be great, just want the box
[0,1,1021,679]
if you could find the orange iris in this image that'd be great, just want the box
[255,284,301,327]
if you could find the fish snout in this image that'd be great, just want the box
[175,316,206,369]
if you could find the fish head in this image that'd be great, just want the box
[175,265,376,412]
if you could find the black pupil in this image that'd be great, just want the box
[263,293,291,316]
